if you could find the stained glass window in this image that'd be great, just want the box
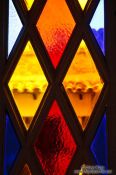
[4,0,108,173]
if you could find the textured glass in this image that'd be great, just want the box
[20,164,32,175]
[90,0,105,54]
[36,0,75,68]
[78,0,88,10]
[8,0,22,55]
[63,40,104,130]
[4,114,20,175]
[8,41,48,130]
[24,0,34,10]
[34,100,77,175]
[91,114,108,169]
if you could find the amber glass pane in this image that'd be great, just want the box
[8,41,48,130]
[20,164,32,175]
[78,0,88,10]
[24,0,34,10]
[34,100,77,175]
[36,0,75,68]
[63,40,104,130]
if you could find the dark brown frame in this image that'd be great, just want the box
[0,0,116,174]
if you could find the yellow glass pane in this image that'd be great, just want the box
[24,0,34,10]
[20,164,31,175]
[63,40,104,130]
[78,0,88,10]
[8,41,48,129]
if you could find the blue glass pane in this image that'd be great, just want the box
[8,0,22,55]
[4,114,20,175]
[90,0,105,54]
[91,114,108,169]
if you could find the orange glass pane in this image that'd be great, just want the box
[63,40,104,130]
[20,164,32,175]
[78,0,88,10]
[24,0,34,10]
[8,41,48,130]
[36,0,75,68]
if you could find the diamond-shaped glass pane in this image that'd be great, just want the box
[8,41,48,130]
[63,40,104,130]
[34,100,77,175]
[91,114,108,168]
[8,0,22,55]
[24,0,34,10]
[4,114,20,175]
[20,164,32,175]
[90,0,105,54]
[36,0,75,68]
[78,0,88,10]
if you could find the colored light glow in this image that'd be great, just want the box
[37,0,75,68]
[24,0,34,10]
[20,164,32,175]
[63,40,104,130]
[34,100,77,175]
[8,0,22,55]
[8,41,48,129]
[78,0,88,10]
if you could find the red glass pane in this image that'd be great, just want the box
[34,100,77,175]
[36,0,75,68]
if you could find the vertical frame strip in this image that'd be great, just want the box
[106,0,116,174]
[0,0,8,174]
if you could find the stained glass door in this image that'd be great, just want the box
[0,0,116,174]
